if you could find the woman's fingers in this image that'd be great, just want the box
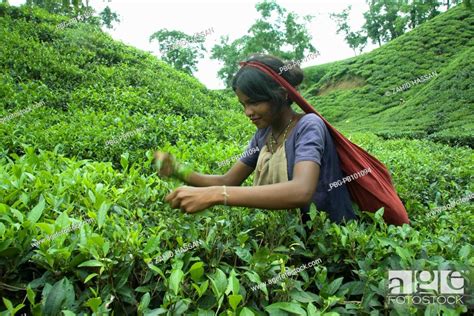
[165,189,178,203]
[166,187,196,211]
[165,187,186,205]
[153,151,175,177]
[167,193,182,209]
[171,198,182,209]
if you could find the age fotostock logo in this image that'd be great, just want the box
[386,270,468,307]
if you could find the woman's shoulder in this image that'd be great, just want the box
[295,113,326,131]
[288,112,329,142]
[300,113,324,125]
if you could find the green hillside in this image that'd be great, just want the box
[0,3,472,315]
[0,4,247,167]
[301,6,474,147]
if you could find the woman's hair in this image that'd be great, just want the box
[232,54,304,113]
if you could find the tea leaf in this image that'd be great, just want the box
[169,268,184,295]
[228,294,242,311]
[265,302,306,315]
[189,261,204,282]
[27,195,45,224]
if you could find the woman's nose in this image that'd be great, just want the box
[244,106,254,117]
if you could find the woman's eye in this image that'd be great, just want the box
[240,100,261,107]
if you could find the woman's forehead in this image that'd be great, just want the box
[235,88,250,100]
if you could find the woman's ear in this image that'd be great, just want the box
[279,87,288,100]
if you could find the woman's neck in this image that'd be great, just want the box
[271,108,296,135]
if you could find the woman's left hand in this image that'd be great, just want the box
[165,186,221,213]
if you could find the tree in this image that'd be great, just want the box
[380,1,407,41]
[330,6,368,55]
[212,35,251,87]
[149,29,208,75]
[361,0,407,46]
[444,0,463,8]
[24,0,119,29]
[332,0,464,51]
[99,5,120,29]
[401,0,442,29]
[26,0,89,16]
[362,1,384,46]
[211,0,317,87]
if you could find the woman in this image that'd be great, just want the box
[154,54,357,224]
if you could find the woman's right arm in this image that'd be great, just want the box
[181,161,254,187]
[154,151,255,186]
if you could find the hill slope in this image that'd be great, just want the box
[301,6,474,146]
[0,4,248,166]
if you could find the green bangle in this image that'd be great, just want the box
[173,162,193,181]
[154,159,162,171]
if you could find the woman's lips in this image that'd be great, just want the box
[251,118,261,123]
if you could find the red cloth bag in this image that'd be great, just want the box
[239,61,410,225]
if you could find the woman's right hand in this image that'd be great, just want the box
[153,151,176,178]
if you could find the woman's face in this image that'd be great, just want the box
[235,88,274,129]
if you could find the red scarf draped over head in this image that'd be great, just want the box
[239,60,410,225]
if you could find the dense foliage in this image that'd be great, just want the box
[302,6,474,147]
[330,0,466,52]
[0,3,473,316]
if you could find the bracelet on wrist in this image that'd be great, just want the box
[222,185,229,206]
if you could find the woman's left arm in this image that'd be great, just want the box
[165,161,319,213]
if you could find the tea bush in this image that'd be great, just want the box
[302,6,474,147]
[0,3,473,316]
[0,136,472,315]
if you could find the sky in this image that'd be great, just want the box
[9,0,378,89]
